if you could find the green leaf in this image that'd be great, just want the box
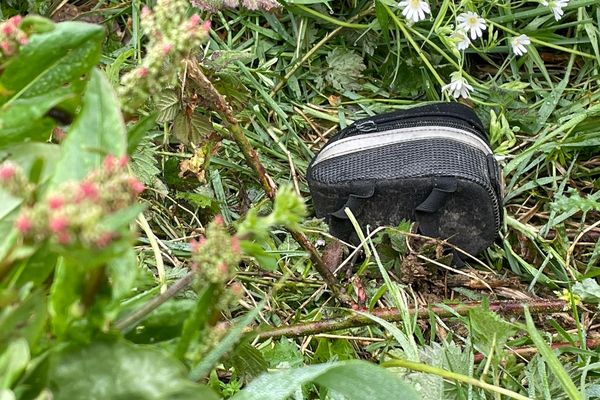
[572,278,600,304]
[240,241,279,271]
[232,360,419,400]
[0,339,30,388]
[0,88,72,147]
[127,112,157,154]
[261,338,304,369]
[523,307,582,400]
[468,306,517,359]
[0,21,104,104]
[51,68,127,186]
[107,247,138,301]
[125,299,197,344]
[48,341,219,400]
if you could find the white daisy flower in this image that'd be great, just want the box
[398,0,431,23]
[511,34,531,56]
[451,29,471,50]
[541,0,568,20]
[442,72,474,99]
[457,11,487,40]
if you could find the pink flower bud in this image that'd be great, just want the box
[118,155,129,168]
[213,215,224,226]
[141,6,152,18]
[48,196,64,210]
[230,235,240,255]
[230,282,243,297]
[15,215,32,234]
[217,262,229,275]
[0,41,14,56]
[55,231,71,245]
[52,127,66,142]
[128,178,145,196]
[78,181,99,202]
[19,36,28,46]
[161,42,173,56]
[1,24,14,35]
[95,231,115,248]
[8,15,22,27]
[103,154,116,172]
[190,237,206,253]
[49,216,69,234]
[137,67,149,78]
[202,20,212,32]
[187,14,201,29]
[0,163,16,181]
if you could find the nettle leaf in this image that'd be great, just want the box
[51,68,127,186]
[232,360,419,400]
[0,21,103,105]
[468,307,517,359]
[47,341,219,400]
[130,137,161,186]
[155,89,180,124]
[320,48,366,92]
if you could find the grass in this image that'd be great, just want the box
[3,0,600,398]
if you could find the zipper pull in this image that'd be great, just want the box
[355,120,377,133]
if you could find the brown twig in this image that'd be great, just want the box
[185,60,349,304]
[473,337,600,362]
[250,300,568,340]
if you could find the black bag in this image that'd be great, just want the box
[306,103,503,257]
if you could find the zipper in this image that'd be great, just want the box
[312,125,493,167]
[337,116,488,143]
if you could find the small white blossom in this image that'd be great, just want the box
[511,34,531,56]
[451,29,471,50]
[541,0,568,20]
[457,11,487,40]
[442,72,473,99]
[398,0,431,23]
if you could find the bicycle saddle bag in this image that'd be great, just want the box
[306,103,503,257]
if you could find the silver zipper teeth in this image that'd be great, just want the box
[312,126,493,167]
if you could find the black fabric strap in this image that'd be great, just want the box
[330,185,376,220]
[415,177,457,236]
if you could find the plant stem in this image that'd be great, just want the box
[185,60,350,304]
[383,3,446,87]
[251,300,567,340]
[292,4,370,29]
[114,271,195,333]
[382,359,530,400]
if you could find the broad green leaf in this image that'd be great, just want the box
[0,289,47,350]
[0,21,103,105]
[0,89,72,147]
[0,339,30,388]
[232,360,419,400]
[48,258,85,338]
[51,68,126,186]
[108,247,138,301]
[125,299,196,344]
[227,342,269,382]
[47,341,219,400]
